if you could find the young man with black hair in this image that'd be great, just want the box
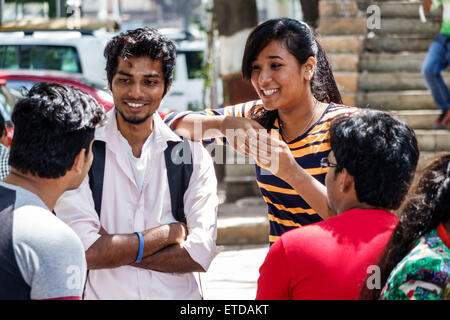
[54,27,219,300]
[256,109,420,300]
[0,82,105,300]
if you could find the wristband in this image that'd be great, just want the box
[135,232,144,263]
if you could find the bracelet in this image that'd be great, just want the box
[135,232,144,263]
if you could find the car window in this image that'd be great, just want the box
[0,45,82,73]
[179,50,204,79]
[0,46,20,69]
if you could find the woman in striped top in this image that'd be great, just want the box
[165,18,355,244]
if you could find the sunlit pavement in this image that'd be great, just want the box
[201,244,270,300]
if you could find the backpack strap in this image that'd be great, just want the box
[164,139,193,224]
[88,139,193,223]
[88,140,106,217]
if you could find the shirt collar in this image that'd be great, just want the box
[152,111,182,151]
[95,108,182,152]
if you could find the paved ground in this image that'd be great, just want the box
[201,244,270,300]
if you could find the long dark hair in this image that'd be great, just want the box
[241,18,342,130]
[359,153,450,299]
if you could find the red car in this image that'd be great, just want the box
[0,70,115,146]
[0,70,115,111]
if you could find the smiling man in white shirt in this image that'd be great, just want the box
[54,27,219,300]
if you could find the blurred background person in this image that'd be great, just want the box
[0,113,10,180]
[421,0,450,128]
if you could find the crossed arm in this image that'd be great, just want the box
[55,139,217,274]
[86,223,204,272]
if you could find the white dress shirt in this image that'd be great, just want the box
[55,110,219,300]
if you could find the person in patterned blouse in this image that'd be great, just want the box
[360,153,450,300]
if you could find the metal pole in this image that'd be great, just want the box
[57,0,61,17]
[0,0,3,26]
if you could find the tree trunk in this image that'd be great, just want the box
[213,0,259,106]
[300,0,319,29]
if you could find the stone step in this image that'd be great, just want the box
[319,0,364,18]
[417,151,450,173]
[328,53,359,72]
[372,18,440,36]
[415,129,450,152]
[342,92,357,107]
[217,197,268,245]
[334,72,359,92]
[365,36,433,52]
[319,17,366,35]
[359,52,428,72]
[224,176,261,203]
[358,72,450,91]
[319,35,365,54]
[393,109,442,129]
[225,163,256,177]
[357,90,436,109]
[368,1,442,19]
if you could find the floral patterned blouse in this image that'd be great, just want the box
[380,223,450,300]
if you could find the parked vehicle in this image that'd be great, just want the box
[0,28,223,113]
[0,29,113,87]
[0,69,114,110]
[0,69,116,146]
[159,38,223,114]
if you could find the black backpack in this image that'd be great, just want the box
[88,139,193,223]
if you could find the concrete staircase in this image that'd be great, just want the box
[319,0,450,170]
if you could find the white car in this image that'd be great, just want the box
[159,38,223,114]
[0,29,112,88]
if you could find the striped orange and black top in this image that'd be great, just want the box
[164,100,355,244]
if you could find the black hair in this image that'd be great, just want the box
[9,82,105,178]
[104,27,177,96]
[242,18,342,130]
[329,109,419,210]
[360,153,450,300]
[0,112,5,130]
[0,112,5,137]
